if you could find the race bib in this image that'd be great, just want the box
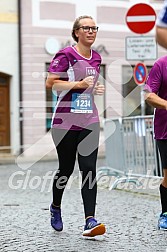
[71,93,93,113]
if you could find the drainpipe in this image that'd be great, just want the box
[18,0,23,154]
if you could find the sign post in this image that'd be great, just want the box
[134,63,147,116]
[126,3,156,34]
[134,63,147,86]
[125,3,156,116]
[125,36,157,61]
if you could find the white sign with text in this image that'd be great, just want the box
[125,36,157,61]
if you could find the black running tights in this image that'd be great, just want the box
[51,123,100,218]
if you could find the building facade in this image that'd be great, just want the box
[0,0,165,158]
[15,0,167,159]
[0,0,20,156]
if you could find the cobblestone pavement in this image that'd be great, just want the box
[1,159,167,252]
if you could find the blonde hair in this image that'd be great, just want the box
[72,15,93,42]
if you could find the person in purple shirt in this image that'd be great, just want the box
[145,56,167,230]
[46,15,106,237]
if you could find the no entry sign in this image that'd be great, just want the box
[126,3,156,34]
[134,63,147,85]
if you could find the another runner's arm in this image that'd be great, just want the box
[46,73,94,91]
[144,61,167,110]
[145,92,167,110]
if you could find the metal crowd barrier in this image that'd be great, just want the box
[97,115,162,188]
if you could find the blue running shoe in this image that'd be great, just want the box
[50,204,63,231]
[158,212,167,230]
[82,217,106,237]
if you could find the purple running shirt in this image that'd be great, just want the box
[48,46,101,130]
[144,55,167,139]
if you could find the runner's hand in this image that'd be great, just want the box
[94,82,105,95]
[78,76,94,89]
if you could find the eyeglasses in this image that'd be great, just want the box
[77,26,99,33]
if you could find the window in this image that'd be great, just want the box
[122,65,154,116]
[150,0,163,2]
[94,64,106,119]
[45,63,57,131]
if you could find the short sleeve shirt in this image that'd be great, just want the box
[144,56,167,139]
[48,46,102,130]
